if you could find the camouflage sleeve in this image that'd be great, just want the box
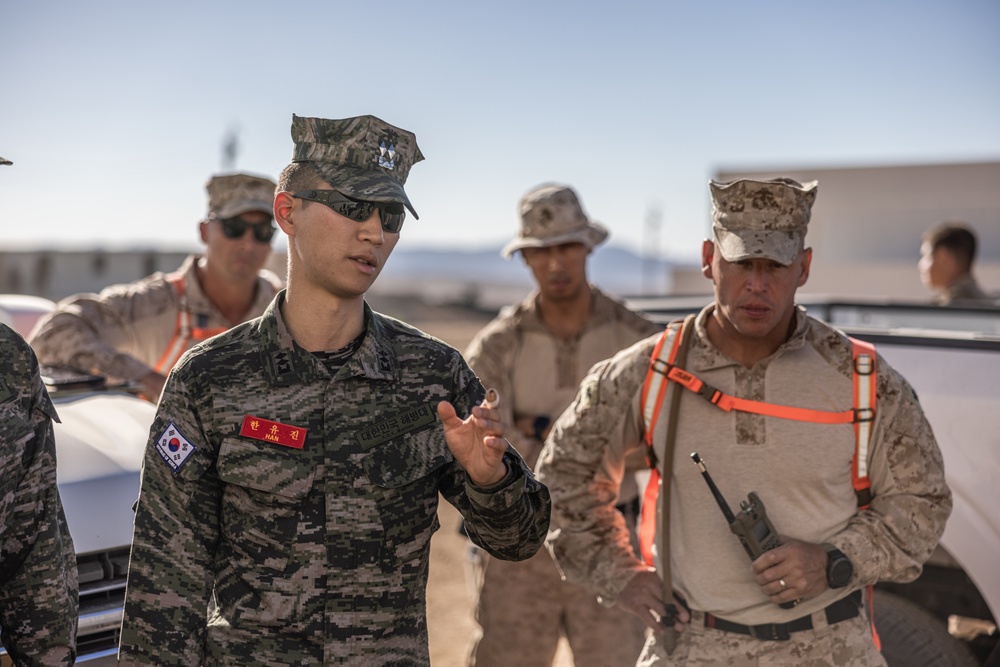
[464,325,542,468]
[28,287,163,382]
[438,358,551,562]
[827,360,953,586]
[0,327,78,666]
[119,372,219,667]
[535,346,651,605]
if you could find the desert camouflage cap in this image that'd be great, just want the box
[710,177,818,265]
[501,184,609,260]
[205,173,277,220]
[290,114,424,219]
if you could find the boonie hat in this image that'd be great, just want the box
[290,114,424,218]
[205,173,277,220]
[501,184,609,260]
[710,177,818,265]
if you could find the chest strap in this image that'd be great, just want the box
[637,320,877,566]
[154,274,228,374]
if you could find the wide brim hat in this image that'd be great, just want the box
[290,114,424,219]
[710,177,818,265]
[501,184,609,260]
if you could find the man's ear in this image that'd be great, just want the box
[798,247,813,287]
[274,192,296,237]
[701,239,715,279]
[198,220,209,245]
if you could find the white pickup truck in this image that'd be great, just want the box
[628,295,1000,666]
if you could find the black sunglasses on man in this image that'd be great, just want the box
[291,190,406,233]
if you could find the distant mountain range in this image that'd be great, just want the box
[375,244,676,309]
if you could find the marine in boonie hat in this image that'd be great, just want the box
[290,114,424,219]
[205,173,277,220]
[710,177,818,266]
[501,184,609,260]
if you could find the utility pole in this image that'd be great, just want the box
[643,205,662,295]
[221,123,240,171]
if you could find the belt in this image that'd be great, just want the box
[704,590,862,641]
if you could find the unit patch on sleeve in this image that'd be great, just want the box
[155,422,198,472]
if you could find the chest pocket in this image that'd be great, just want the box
[362,424,453,568]
[217,437,316,572]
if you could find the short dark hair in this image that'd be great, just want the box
[923,221,978,273]
[277,162,325,193]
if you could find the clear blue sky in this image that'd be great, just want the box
[2,0,999,262]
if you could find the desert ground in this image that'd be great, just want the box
[371,296,576,667]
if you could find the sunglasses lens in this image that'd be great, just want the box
[335,200,376,223]
[380,207,405,233]
[253,224,276,243]
[220,219,247,238]
[219,217,275,243]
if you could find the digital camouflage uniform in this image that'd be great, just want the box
[537,305,952,666]
[465,286,659,666]
[29,254,282,382]
[118,293,550,666]
[0,323,78,666]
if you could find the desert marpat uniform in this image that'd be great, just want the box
[537,305,952,665]
[465,286,659,666]
[0,324,78,666]
[118,293,550,667]
[29,255,281,381]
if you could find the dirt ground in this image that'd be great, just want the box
[386,300,575,667]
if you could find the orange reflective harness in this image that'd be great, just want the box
[153,274,229,374]
[636,319,880,645]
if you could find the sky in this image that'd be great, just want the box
[2,0,999,263]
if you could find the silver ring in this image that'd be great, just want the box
[779,578,787,590]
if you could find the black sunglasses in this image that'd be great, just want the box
[216,216,276,244]
[291,190,406,233]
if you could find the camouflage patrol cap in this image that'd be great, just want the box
[501,184,609,260]
[205,173,277,220]
[290,114,424,218]
[710,177,818,265]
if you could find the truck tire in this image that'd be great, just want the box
[872,589,978,667]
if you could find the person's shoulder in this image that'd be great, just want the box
[594,288,662,335]
[373,311,463,357]
[174,318,262,373]
[0,322,38,368]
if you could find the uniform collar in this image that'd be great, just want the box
[256,292,398,387]
[516,284,612,332]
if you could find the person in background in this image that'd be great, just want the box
[1,322,78,666]
[464,184,659,667]
[537,177,951,665]
[29,173,282,401]
[919,220,993,306]
[118,113,550,667]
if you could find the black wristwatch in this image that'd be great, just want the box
[823,544,854,588]
[532,416,551,441]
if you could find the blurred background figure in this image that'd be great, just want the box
[919,221,993,306]
[28,173,282,402]
[463,184,658,667]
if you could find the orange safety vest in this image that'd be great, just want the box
[154,274,229,374]
[637,319,880,645]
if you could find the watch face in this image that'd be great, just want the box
[829,557,853,588]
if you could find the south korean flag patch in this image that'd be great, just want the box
[155,422,197,472]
